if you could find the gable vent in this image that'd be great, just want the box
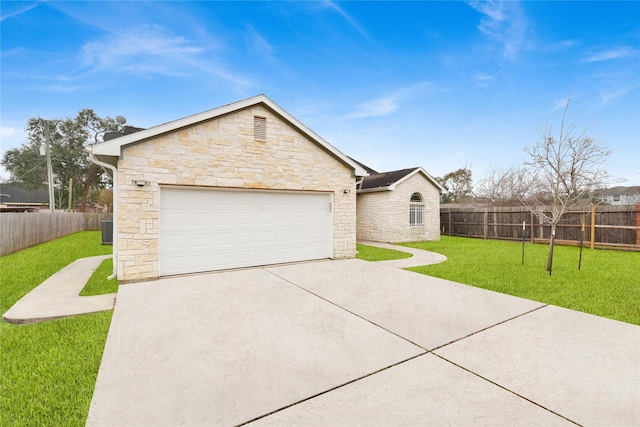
[254,116,266,140]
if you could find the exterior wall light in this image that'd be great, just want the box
[132,179,149,187]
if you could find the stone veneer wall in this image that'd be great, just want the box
[117,105,356,282]
[356,172,440,243]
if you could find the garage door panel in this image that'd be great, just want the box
[160,188,332,275]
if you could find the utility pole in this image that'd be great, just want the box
[44,122,55,213]
[68,178,73,212]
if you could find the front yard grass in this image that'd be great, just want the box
[402,236,640,325]
[356,243,413,261]
[0,231,115,427]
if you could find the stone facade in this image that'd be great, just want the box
[356,172,440,243]
[116,105,356,281]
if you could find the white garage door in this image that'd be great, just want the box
[160,187,333,276]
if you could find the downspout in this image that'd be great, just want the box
[88,149,118,280]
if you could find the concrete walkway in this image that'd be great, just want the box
[358,240,447,268]
[2,242,442,325]
[2,255,116,324]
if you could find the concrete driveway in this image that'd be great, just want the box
[87,259,640,426]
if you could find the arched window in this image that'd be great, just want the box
[410,192,424,227]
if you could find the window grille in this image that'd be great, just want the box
[410,192,423,227]
[410,204,423,227]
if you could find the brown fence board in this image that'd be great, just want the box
[0,212,114,256]
[441,205,639,249]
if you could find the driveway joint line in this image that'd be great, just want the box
[429,304,550,352]
[235,351,430,427]
[432,353,582,426]
[264,268,429,351]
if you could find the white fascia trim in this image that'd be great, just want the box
[356,186,393,194]
[90,94,369,178]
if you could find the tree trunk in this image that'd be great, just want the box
[80,183,91,212]
[79,164,102,212]
[546,226,556,275]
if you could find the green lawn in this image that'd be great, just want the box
[401,236,640,325]
[2,234,638,425]
[356,243,413,262]
[80,258,118,296]
[0,231,116,427]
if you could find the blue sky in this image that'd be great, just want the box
[2,1,639,184]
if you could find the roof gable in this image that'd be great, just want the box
[90,94,368,177]
[360,168,417,189]
[359,167,444,193]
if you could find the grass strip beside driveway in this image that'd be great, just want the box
[0,231,115,427]
[80,258,118,296]
[403,236,640,325]
[356,244,413,261]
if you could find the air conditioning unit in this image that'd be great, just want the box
[101,220,113,245]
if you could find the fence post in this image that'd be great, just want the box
[448,211,452,236]
[483,209,488,239]
[530,211,534,243]
[636,204,640,246]
[590,203,596,249]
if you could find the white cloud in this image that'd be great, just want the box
[245,25,274,59]
[1,125,27,152]
[342,82,434,120]
[600,84,640,105]
[1,126,21,140]
[0,126,28,180]
[468,0,531,61]
[322,1,371,40]
[0,2,40,22]
[584,47,636,63]
[540,39,578,53]
[74,25,255,88]
[472,72,495,87]
[80,26,203,75]
[343,97,399,120]
[553,97,570,111]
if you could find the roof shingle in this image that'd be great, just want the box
[359,168,420,190]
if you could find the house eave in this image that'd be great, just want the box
[356,186,394,194]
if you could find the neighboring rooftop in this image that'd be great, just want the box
[599,186,640,195]
[0,183,48,204]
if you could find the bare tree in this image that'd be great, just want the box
[524,98,611,274]
[475,165,531,205]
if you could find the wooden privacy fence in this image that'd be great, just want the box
[0,212,113,256]
[440,205,640,250]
